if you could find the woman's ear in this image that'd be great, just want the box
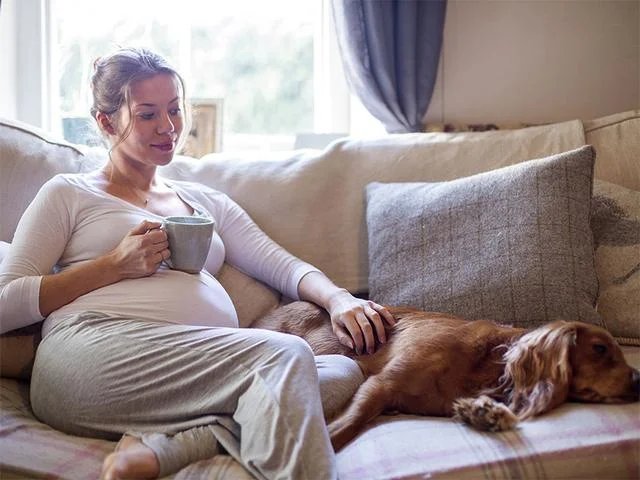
[96,112,116,136]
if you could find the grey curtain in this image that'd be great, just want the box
[331,0,447,133]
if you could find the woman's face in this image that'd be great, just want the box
[111,73,185,168]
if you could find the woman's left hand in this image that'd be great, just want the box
[327,290,396,355]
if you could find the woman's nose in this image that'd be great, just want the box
[157,114,175,134]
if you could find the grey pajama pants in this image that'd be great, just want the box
[30,312,364,480]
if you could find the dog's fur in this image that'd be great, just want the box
[252,301,640,451]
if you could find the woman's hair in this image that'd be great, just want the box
[90,46,190,149]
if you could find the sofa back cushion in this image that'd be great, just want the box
[592,179,640,344]
[585,110,640,191]
[0,118,105,243]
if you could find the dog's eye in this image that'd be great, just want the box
[592,343,608,355]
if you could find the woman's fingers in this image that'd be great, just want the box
[365,304,387,345]
[339,310,375,355]
[355,311,376,354]
[341,316,365,354]
[141,227,168,247]
[129,220,162,236]
[113,223,170,278]
[331,300,398,355]
[332,323,354,350]
[375,304,397,326]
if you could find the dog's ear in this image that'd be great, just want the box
[501,321,576,419]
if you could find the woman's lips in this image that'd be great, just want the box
[152,142,174,152]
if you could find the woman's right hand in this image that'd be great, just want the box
[37,221,170,318]
[108,220,170,279]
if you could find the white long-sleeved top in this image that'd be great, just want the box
[0,173,318,336]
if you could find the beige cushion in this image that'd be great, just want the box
[214,263,281,328]
[0,323,41,380]
[592,180,640,345]
[366,146,602,329]
[0,118,105,243]
[585,110,640,191]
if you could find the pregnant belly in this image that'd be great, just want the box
[48,268,239,330]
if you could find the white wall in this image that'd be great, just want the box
[0,0,17,119]
[425,0,640,124]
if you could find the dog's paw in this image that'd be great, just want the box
[453,395,519,431]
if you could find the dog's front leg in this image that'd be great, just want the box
[452,395,519,431]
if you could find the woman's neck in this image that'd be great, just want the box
[105,154,157,191]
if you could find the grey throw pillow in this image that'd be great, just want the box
[366,145,603,329]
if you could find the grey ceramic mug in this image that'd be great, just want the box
[163,216,215,274]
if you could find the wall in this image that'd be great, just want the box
[425,0,640,125]
[0,0,17,119]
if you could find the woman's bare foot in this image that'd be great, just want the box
[100,434,160,480]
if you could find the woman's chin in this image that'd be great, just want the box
[150,146,177,164]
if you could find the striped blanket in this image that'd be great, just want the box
[1,347,638,479]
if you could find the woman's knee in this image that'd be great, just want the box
[315,355,364,419]
[268,331,315,362]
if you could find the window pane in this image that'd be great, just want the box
[55,0,315,152]
[189,7,314,135]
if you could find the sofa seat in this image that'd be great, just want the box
[2,345,639,479]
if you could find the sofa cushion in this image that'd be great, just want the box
[592,180,640,345]
[366,146,602,329]
[584,110,640,191]
[0,118,106,244]
[215,263,281,328]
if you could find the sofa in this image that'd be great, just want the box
[0,111,639,479]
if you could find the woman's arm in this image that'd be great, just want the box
[37,221,168,317]
[297,271,395,355]
[0,177,169,332]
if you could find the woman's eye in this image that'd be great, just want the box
[139,113,155,120]
[593,343,608,355]
[170,108,182,116]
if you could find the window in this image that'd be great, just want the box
[52,0,383,153]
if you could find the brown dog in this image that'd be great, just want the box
[252,301,640,451]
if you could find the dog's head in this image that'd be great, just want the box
[568,322,639,404]
[502,321,639,419]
